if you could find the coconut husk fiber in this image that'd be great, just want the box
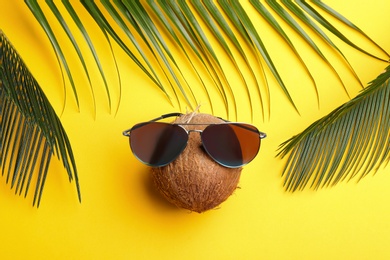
[151,112,242,213]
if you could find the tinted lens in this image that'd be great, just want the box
[129,122,188,167]
[201,123,260,168]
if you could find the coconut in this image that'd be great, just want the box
[151,112,242,213]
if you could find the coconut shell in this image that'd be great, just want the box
[151,112,242,213]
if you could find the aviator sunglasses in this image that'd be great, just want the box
[123,113,266,168]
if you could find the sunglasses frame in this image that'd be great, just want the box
[123,113,266,168]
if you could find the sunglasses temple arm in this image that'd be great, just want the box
[218,117,267,139]
[259,132,267,139]
[150,112,183,122]
[122,113,184,137]
[123,129,131,136]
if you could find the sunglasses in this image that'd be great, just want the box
[123,113,266,168]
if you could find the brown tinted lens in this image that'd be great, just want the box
[130,122,188,167]
[201,123,260,168]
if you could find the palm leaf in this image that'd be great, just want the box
[217,0,272,115]
[44,0,97,112]
[177,0,240,116]
[156,0,232,114]
[114,0,196,109]
[146,0,216,113]
[202,0,265,118]
[311,0,390,59]
[26,1,389,117]
[81,0,173,104]
[250,0,318,105]
[227,0,300,113]
[278,65,390,191]
[57,0,113,113]
[192,0,255,118]
[25,0,80,110]
[296,0,386,63]
[0,31,80,206]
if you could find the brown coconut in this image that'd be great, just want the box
[151,112,242,213]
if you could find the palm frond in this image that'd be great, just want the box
[25,0,80,110]
[146,0,216,113]
[278,65,390,191]
[81,0,173,104]
[154,0,232,113]
[0,31,80,206]
[297,0,387,63]
[114,0,197,109]
[202,0,264,118]
[311,0,390,59]
[25,0,389,118]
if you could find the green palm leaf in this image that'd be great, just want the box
[25,0,389,118]
[0,31,80,206]
[154,0,232,113]
[250,0,318,105]
[226,0,299,113]
[81,0,173,105]
[57,0,113,113]
[311,0,390,59]
[25,0,80,110]
[278,65,390,191]
[146,0,216,113]
[177,0,238,115]
[44,0,97,112]
[115,0,197,109]
[202,0,264,118]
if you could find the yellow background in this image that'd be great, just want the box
[1,1,390,259]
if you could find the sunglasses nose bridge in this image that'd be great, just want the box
[186,129,206,153]
[187,129,203,135]
[187,129,204,143]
